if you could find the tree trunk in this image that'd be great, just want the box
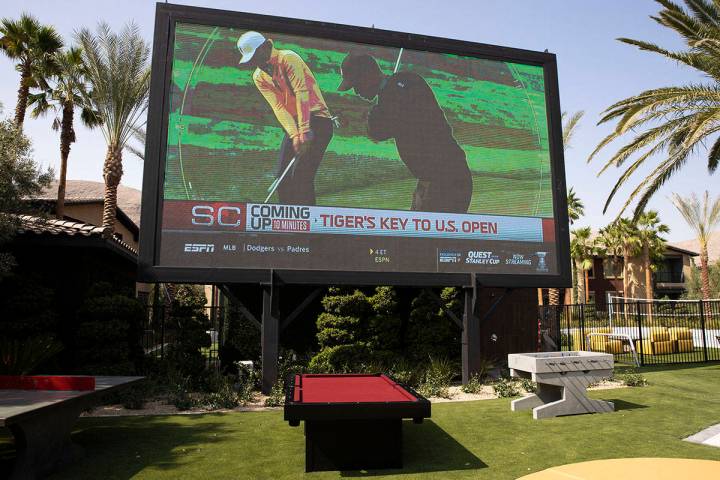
[102,144,124,234]
[622,246,630,321]
[622,244,629,298]
[700,243,711,300]
[56,103,75,219]
[15,67,31,129]
[643,244,654,322]
[584,269,590,303]
[644,244,653,300]
[548,288,560,305]
[571,265,577,304]
[575,260,585,304]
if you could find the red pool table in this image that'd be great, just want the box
[284,373,431,472]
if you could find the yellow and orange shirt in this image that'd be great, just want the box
[253,47,331,142]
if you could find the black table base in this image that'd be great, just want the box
[304,418,402,472]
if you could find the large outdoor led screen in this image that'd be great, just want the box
[139,4,571,286]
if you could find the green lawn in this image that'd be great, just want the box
[2,365,720,479]
[612,348,720,366]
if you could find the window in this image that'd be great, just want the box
[588,291,596,305]
[587,264,595,279]
[603,257,623,279]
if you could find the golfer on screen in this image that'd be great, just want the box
[338,53,472,213]
[237,31,334,205]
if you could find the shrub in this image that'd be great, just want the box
[165,285,211,383]
[417,357,455,398]
[236,377,256,406]
[264,381,285,407]
[388,359,423,388]
[171,391,195,410]
[618,372,648,387]
[116,379,156,410]
[0,336,63,375]
[493,378,520,398]
[219,305,260,372]
[520,378,537,393]
[461,373,485,394]
[308,344,369,373]
[74,287,145,375]
[201,383,240,410]
[309,287,405,373]
[405,288,462,363]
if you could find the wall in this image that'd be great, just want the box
[64,203,139,251]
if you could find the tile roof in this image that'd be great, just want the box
[16,214,138,256]
[35,180,142,226]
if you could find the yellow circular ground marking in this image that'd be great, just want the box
[518,458,720,479]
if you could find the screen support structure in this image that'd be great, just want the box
[462,275,481,384]
[219,280,323,394]
[222,275,512,391]
[261,271,281,394]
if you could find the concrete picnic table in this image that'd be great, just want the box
[1,375,143,479]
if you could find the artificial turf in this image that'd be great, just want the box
[2,364,719,479]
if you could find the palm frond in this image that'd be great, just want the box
[76,22,150,148]
[562,110,584,149]
[707,133,720,172]
[591,0,720,216]
[671,190,720,244]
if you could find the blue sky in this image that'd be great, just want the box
[3,0,716,241]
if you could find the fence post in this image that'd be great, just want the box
[160,304,165,360]
[579,304,586,351]
[555,306,562,350]
[699,300,709,363]
[635,301,644,367]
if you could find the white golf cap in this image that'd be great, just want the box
[237,31,266,64]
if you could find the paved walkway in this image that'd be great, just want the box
[518,458,720,479]
[684,423,720,448]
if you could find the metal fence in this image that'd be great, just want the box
[142,305,226,369]
[539,300,720,366]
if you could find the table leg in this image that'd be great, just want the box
[305,419,402,472]
[511,383,562,412]
[8,403,85,480]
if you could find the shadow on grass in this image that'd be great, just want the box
[340,419,486,477]
[4,414,234,480]
[610,399,648,411]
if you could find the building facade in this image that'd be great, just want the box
[555,245,698,307]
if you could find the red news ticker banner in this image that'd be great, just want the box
[162,200,555,243]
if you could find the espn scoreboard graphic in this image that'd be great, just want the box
[139,3,571,286]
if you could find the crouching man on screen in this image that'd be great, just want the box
[338,53,472,213]
[237,31,334,205]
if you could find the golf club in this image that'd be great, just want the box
[393,47,404,74]
[265,156,296,203]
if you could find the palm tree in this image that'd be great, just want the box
[597,223,625,299]
[635,210,669,300]
[588,1,720,218]
[0,13,63,129]
[548,111,585,305]
[28,47,100,219]
[672,191,720,299]
[615,218,643,298]
[570,227,598,303]
[76,23,150,233]
[567,188,585,225]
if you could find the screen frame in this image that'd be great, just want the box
[138,2,572,288]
